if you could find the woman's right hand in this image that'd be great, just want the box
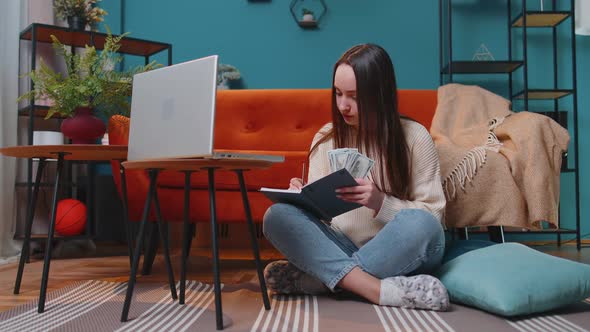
[289,177,304,191]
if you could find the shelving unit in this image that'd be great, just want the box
[439,0,581,249]
[440,60,523,74]
[289,0,327,29]
[17,23,172,240]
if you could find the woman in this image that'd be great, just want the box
[263,44,449,311]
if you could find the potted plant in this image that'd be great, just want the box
[301,8,315,22]
[53,0,108,31]
[217,63,241,90]
[18,30,160,144]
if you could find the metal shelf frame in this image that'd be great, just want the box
[17,23,172,240]
[439,0,581,249]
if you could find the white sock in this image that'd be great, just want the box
[379,275,450,311]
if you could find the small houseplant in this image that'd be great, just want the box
[18,29,159,143]
[217,63,241,89]
[53,0,108,30]
[301,8,315,22]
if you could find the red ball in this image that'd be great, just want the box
[55,199,87,236]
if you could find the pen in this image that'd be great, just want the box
[302,162,306,186]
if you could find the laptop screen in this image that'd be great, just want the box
[127,55,218,161]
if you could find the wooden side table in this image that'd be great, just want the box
[120,158,274,330]
[0,144,129,314]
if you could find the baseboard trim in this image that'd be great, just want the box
[522,239,590,246]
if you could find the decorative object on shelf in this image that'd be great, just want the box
[576,0,590,35]
[472,44,495,61]
[17,29,160,143]
[60,107,106,144]
[53,0,108,31]
[289,0,327,29]
[66,16,86,30]
[101,132,109,145]
[55,198,87,236]
[302,8,315,22]
[217,63,241,90]
[33,131,64,161]
[32,131,64,146]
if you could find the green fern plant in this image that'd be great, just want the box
[18,29,160,119]
[302,8,314,16]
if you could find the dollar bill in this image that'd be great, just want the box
[328,148,357,172]
[327,149,374,178]
[328,151,336,173]
[348,154,375,178]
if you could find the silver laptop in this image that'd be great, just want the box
[127,55,284,163]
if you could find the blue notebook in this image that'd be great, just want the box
[260,169,362,221]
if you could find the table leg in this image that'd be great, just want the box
[207,167,223,330]
[141,223,159,275]
[186,223,196,258]
[180,171,192,304]
[118,161,133,268]
[235,169,271,310]
[14,158,46,294]
[456,227,468,240]
[152,185,178,301]
[87,162,95,236]
[121,169,157,322]
[488,226,505,243]
[38,153,65,313]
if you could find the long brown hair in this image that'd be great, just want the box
[310,44,412,200]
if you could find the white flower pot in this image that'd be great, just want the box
[302,14,315,22]
[33,131,63,146]
[32,131,63,162]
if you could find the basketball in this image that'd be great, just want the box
[55,199,87,236]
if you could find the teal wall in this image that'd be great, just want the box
[101,0,589,242]
[102,0,441,89]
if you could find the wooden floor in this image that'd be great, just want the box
[0,242,588,313]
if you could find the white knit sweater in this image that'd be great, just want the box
[308,120,446,248]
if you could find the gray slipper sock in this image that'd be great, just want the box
[379,275,450,311]
[264,260,329,295]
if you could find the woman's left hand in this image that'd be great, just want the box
[335,178,385,212]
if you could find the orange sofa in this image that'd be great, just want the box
[108,89,437,225]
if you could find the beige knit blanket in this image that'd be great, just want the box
[430,84,570,229]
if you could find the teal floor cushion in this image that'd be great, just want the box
[435,242,590,317]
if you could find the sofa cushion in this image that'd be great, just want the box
[214,89,332,152]
[398,89,438,129]
[156,188,276,223]
[435,242,590,316]
[213,89,438,152]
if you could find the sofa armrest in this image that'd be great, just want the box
[108,115,152,221]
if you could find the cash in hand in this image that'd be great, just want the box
[328,148,375,178]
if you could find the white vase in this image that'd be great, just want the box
[32,131,63,162]
[33,131,63,145]
[302,14,315,22]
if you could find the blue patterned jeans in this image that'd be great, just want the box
[263,204,445,290]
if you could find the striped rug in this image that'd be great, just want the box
[0,280,589,331]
